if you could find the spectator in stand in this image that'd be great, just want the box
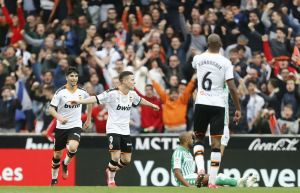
[40,0,54,23]
[96,36,121,70]
[48,0,73,22]
[88,72,104,95]
[135,84,163,133]
[291,35,300,67]
[259,78,282,118]
[278,104,299,134]
[53,58,69,89]
[243,68,265,86]
[87,0,113,26]
[240,80,265,133]
[229,48,247,78]
[166,55,184,82]
[98,7,118,37]
[149,74,197,133]
[166,36,190,65]
[179,6,207,58]
[262,28,292,59]
[248,52,271,82]
[281,79,300,118]
[40,85,54,135]
[58,19,78,55]
[215,9,240,48]
[225,34,252,62]
[122,4,143,33]
[1,46,18,73]
[114,21,127,51]
[148,59,166,89]
[0,0,25,45]
[0,62,7,89]
[14,69,36,133]
[0,86,22,132]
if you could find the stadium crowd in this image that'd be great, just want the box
[0,0,299,135]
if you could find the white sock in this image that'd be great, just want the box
[209,151,222,185]
[108,162,117,183]
[193,144,205,174]
[51,158,60,179]
[108,170,116,183]
[64,150,76,165]
[64,155,72,165]
[52,168,59,179]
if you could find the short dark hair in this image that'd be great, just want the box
[132,29,144,39]
[276,27,287,36]
[119,71,134,82]
[66,66,79,76]
[229,48,239,54]
[236,44,246,52]
[246,79,257,87]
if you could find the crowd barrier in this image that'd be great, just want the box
[0,134,299,187]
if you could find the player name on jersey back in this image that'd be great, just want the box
[192,52,234,107]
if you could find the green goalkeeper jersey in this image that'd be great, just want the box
[171,146,196,186]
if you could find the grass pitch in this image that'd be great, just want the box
[0,187,299,193]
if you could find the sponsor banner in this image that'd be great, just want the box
[0,149,75,186]
[76,148,300,187]
[0,135,299,187]
[1,135,299,151]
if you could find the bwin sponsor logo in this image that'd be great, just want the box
[64,104,80,108]
[116,104,131,111]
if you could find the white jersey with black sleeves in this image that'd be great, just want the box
[192,52,234,107]
[95,88,141,135]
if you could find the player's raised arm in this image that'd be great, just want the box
[140,98,160,110]
[226,79,241,124]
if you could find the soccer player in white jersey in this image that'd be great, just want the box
[69,71,160,187]
[192,34,241,188]
[48,67,92,186]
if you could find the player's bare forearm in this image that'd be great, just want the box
[140,98,160,110]
[174,169,192,187]
[227,80,241,111]
[229,88,241,111]
[83,103,93,129]
[86,104,92,119]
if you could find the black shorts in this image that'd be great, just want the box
[54,127,81,151]
[107,134,132,153]
[194,104,225,136]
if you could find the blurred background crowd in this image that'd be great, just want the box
[0,0,299,136]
